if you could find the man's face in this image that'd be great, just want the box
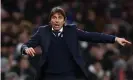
[50,12,65,31]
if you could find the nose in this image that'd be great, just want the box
[55,18,59,23]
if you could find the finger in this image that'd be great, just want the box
[29,52,34,56]
[29,49,35,56]
[120,43,124,46]
[30,48,36,54]
[119,41,125,46]
[31,52,35,56]
[25,49,30,55]
[30,48,35,56]
[121,43,126,46]
[124,40,132,44]
[25,49,34,56]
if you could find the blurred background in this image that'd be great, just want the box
[1,0,133,80]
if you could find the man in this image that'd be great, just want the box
[21,6,131,80]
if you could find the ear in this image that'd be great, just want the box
[49,19,52,24]
[65,17,67,21]
[64,17,67,23]
[63,17,67,26]
[49,21,51,25]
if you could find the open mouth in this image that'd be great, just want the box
[54,24,60,27]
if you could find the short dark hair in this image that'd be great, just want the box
[49,6,66,21]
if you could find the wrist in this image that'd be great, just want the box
[115,37,118,42]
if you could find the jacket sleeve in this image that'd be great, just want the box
[77,28,116,43]
[21,27,41,55]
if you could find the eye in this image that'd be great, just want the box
[52,16,56,19]
[59,16,63,19]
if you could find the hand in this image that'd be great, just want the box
[25,47,36,56]
[115,37,132,46]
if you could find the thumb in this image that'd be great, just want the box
[121,42,126,46]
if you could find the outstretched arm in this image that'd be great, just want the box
[77,29,132,46]
[77,29,115,43]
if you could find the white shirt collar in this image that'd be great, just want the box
[52,27,63,32]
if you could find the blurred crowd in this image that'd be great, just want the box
[1,0,133,80]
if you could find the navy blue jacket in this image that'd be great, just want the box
[21,24,115,80]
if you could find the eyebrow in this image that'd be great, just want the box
[51,13,64,18]
[53,14,63,17]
